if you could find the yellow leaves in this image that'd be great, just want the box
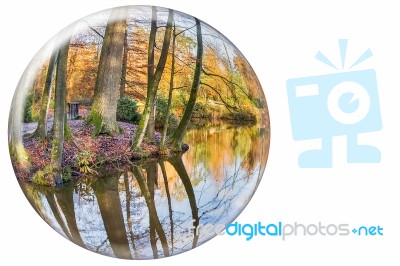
[74,150,96,174]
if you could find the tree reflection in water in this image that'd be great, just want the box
[19,124,268,259]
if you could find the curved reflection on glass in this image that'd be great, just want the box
[20,124,268,259]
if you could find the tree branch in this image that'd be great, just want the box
[202,66,253,101]
[84,21,104,39]
[200,82,237,113]
[176,24,197,36]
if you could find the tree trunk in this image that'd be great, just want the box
[9,67,32,171]
[160,24,176,148]
[146,100,156,142]
[9,105,30,172]
[144,7,156,142]
[33,48,58,139]
[119,24,128,98]
[64,111,72,140]
[132,8,173,149]
[87,7,128,136]
[169,18,203,149]
[51,38,70,183]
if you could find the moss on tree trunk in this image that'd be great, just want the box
[9,65,32,171]
[51,35,71,183]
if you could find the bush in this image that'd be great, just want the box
[192,102,213,119]
[155,96,178,131]
[32,166,56,186]
[221,108,257,123]
[117,97,141,124]
[74,150,95,174]
[63,167,72,183]
[23,93,34,123]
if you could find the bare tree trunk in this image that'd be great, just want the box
[169,18,203,150]
[119,23,129,98]
[132,8,173,149]
[144,7,156,142]
[87,7,128,135]
[33,48,57,139]
[160,24,176,148]
[51,38,70,183]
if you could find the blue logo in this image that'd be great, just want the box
[286,40,382,168]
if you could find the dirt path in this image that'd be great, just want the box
[22,119,53,135]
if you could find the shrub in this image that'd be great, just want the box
[155,96,178,131]
[32,166,56,186]
[23,93,34,123]
[74,150,95,174]
[221,108,257,123]
[192,102,213,119]
[63,166,72,183]
[117,97,141,124]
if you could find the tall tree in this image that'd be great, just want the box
[50,37,70,183]
[144,7,157,142]
[87,7,128,135]
[160,24,176,148]
[169,18,203,150]
[119,22,129,98]
[33,48,58,139]
[132,8,173,149]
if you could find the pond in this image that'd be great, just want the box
[20,123,269,259]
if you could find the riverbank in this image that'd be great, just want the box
[19,120,165,182]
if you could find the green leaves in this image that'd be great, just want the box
[116,96,141,123]
[74,150,95,174]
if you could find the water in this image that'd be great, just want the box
[19,123,269,259]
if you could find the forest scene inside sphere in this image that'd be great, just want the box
[9,5,270,259]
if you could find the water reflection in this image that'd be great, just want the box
[20,124,268,259]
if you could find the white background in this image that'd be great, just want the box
[1,0,399,265]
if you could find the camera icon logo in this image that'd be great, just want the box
[286,40,382,168]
